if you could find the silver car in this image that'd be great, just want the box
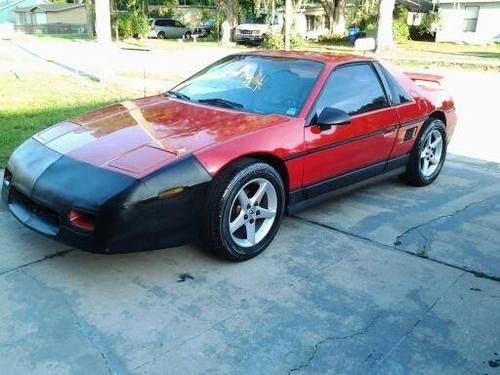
[149,18,191,39]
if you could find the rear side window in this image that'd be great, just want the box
[314,64,388,116]
[374,62,413,105]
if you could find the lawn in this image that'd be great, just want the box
[305,39,500,70]
[0,72,141,168]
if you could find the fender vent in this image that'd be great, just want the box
[404,127,416,141]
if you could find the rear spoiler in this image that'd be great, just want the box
[404,72,444,89]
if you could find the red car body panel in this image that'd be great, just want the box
[35,52,456,192]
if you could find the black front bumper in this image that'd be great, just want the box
[2,139,212,253]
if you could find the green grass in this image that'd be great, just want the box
[0,72,140,168]
[303,39,500,70]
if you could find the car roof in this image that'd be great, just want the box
[239,50,376,66]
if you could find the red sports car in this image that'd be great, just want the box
[2,51,456,261]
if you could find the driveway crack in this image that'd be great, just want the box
[287,313,383,374]
[394,195,500,246]
[372,272,466,372]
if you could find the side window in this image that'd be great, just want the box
[314,64,388,117]
[175,21,184,28]
[374,62,413,105]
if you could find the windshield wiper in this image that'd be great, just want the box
[166,91,191,101]
[198,98,244,109]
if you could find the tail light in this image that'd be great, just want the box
[69,209,96,231]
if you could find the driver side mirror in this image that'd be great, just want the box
[316,107,351,131]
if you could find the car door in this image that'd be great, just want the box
[302,62,400,188]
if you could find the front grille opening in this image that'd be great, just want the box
[10,188,60,227]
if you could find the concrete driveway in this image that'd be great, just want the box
[1,153,499,375]
[1,40,500,374]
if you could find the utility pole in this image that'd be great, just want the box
[284,0,292,50]
[95,0,112,44]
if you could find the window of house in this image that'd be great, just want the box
[324,15,330,31]
[313,64,388,117]
[463,6,479,32]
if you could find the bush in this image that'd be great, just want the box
[318,32,346,44]
[291,34,306,49]
[262,33,284,49]
[115,13,133,39]
[262,33,305,50]
[393,19,409,42]
[114,11,149,39]
[130,11,149,38]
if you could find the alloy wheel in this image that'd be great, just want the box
[420,129,443,177]
[228,178,278,248]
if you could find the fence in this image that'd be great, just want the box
[14,23,88,34]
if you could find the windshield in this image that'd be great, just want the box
[170,55,324,117]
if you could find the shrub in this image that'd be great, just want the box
[262,33,284,49]
[115,11,149,39]
[318,32,346,44]
[291,34,306,49]
[115,13,133,39]
[130,11,149,38]
[262,33,305,50]
[393,19,409,42]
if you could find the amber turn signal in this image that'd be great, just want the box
[158,186,184,199]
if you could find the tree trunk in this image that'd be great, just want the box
[375,0,395,53]
[95,0,111,44]
[285,0,292,50]
[332,0,345,34]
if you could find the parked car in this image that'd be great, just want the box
[2,52,456,261]
[149,18,191,39]
[192,20,215,38]
[234,14,280,44]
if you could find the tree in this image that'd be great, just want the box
[318,0,346,34]
[375,0,395,52]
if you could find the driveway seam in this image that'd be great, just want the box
[0,248,74,277]
[291,215,500,283]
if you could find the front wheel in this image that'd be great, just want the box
[202,160,285,261]
[157,31,166,39]
[405,118,447,186]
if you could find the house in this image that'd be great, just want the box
[435,0,500,43]
[14,2,87,33]
[0,0,45,24]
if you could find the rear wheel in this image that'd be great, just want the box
[202,159,285,261]
[404,118,447,186]
[184,31,192,39]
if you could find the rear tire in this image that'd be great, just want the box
[202,159,285,261]
[404,118,447,186]
[184,31,192,39]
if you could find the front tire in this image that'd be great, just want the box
[157,31,166,39]
[405,118,447,186]
[202,159,285,261]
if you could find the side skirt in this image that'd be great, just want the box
[287,154,409,215]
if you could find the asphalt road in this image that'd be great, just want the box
[1,153,499,375]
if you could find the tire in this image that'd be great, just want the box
[404,118,447,186]
[157,31,166,39]
[184,31,192,39]
[202,159,285,261]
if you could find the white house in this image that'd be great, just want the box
[436,0,500,43]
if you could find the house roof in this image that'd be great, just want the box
[15,3,85,13]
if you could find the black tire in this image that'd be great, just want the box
[157,31,166,39]
[202,159,285,261]
[184,31,192,39]
[404,118,447,186]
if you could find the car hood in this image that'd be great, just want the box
[33,95,286,177]
[236,23,269,31]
